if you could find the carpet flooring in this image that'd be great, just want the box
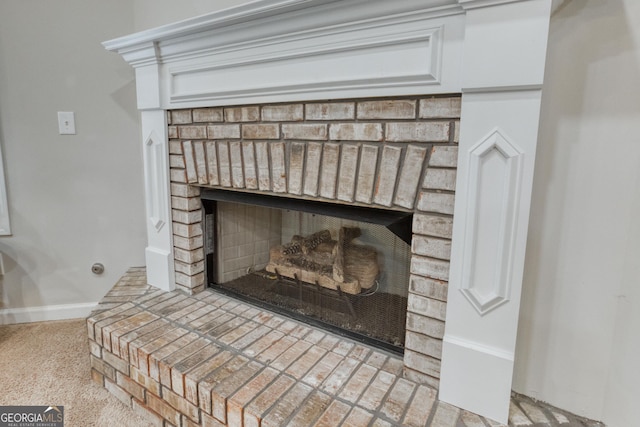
[0,318,153,427]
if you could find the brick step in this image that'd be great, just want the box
[87,268,582,427]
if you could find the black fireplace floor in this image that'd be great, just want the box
[213,271,408,354]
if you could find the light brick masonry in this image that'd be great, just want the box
[89,268,604,427]
[168,96,461,387]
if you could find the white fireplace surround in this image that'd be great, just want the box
[104,0,552,423]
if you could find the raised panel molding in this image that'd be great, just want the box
[459,128,523,315]
[167,23,444,105]
[141,110,175,292]
[104,0,468,109]
[144,131,167,233]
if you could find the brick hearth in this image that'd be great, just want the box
[86,268,596,427]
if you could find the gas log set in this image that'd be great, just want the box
[266,227,380,296]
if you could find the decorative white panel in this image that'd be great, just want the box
[167,25,444,105]
[141,109,174,292]
[104,0,467,109]
[459,128,523,315]
[144,131,167,233]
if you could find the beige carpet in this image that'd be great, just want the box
[0,318,153,427]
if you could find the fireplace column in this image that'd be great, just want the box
[120,41,176,292]
[440,0,552,423]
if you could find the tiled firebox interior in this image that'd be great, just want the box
[87,268,603,427]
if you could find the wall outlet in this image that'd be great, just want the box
[57,111,76,135]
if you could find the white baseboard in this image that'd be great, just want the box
[0,302,98,325]
[439,335,515,424]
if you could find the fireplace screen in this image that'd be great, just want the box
[202,191,411,353]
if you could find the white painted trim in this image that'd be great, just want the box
[0,143,11,236]
[459,0,529,10]
[460,0,551,91]
[0,302,98,325]
[440,335,515,422]
[141,110,175,292]
[442,87,547,423]
[103,0,553,422]
[444,334,515,363]
[459,128,523,315]
[145,246,175,292]
[103,0,462,52]
[144,131,169,233]
[165,23,446,106]
[104,0,469,109]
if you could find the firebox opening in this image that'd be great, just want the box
[201,190,412,354]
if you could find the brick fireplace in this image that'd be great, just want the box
[103,0,553,422]
[167,95,460,384]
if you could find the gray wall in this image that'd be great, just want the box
[513,1,640,425]
[0,0,146,317]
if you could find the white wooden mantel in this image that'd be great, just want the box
[104,0,552,422]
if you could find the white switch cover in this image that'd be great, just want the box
[57,111,76,135]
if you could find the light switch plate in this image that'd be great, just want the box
[57,111,76,135]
